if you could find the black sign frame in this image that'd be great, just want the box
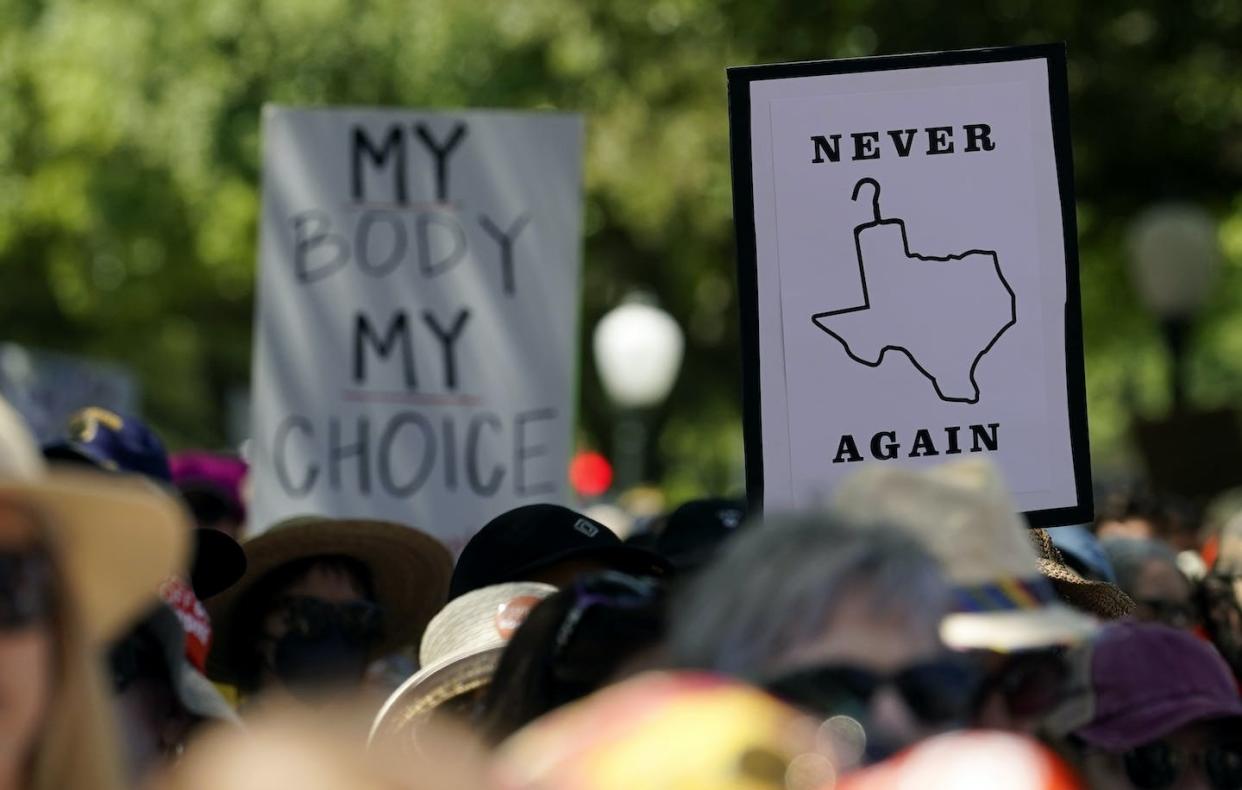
[726,43,1093,528]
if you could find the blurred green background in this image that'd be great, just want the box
[2,0,1240,502]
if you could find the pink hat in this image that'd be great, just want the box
[170,452,247,517]
[1049,621,1242,751]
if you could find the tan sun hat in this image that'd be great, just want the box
[833,459,1098,652]
[206,516,453,684]
[1028,529,1135,619]
[369,581,556,745]
[0,395,190,643]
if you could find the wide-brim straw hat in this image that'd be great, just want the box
[370,581,556,745]
[0,397,190,643]
[206,516,452,683]
[833,460,1098,652]
[1029,529,1135,620]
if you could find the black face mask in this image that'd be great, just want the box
[271,625,370,697]
[265,596,383,698]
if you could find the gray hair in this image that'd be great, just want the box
[1099,537,1182,597]
[664,511,951,680]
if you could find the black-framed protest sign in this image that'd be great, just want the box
[727,44,1092,527]
[250,107,583,552]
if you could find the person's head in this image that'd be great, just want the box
[645,498,748,574]
[1102,537,1197,630]
[171,452,249,541]
[830,462,1101,736]
[109,605,239,782]
[481,571,667,743]
[0,395,190,790]
[206,517,452,704]
[449,504,669,600]
[1094,485,1170,543]
[1202,516,1242,682]
[236,555,379,697]
[1048,622,1242,790]
[369,581,556,752]
[665,512,954,760]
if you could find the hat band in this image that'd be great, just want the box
[952,576,1058,613]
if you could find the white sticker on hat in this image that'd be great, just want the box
[573,518,599,538]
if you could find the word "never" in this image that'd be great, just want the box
[811,123,996,163]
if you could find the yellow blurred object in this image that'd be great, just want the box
[494,672,831,790]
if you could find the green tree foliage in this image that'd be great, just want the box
[1,0,1240,495]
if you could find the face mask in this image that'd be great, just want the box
[266,596,383,698]
[271,625,370,697]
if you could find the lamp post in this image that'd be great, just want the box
[593,294,685,492]
[1127,203,1220,412]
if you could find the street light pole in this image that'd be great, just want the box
[593,294,685,492]
[1127,203,1220,412]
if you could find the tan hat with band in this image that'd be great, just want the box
[833,459,1098,652]
[207,516,453,683]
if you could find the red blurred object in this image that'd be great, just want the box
[836,731,1083,790]
[570,451,613,497]
[159,577,212,673]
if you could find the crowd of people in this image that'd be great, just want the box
[1,393,1241,789]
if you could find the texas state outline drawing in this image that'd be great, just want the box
[811,178,1017,404]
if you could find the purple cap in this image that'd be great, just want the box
[1073,621,1242,751]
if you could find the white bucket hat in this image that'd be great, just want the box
[833,459,1098,652]
[370,580,556,744]
[0,395,190,642]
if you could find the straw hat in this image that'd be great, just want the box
[206,516,452,683]
[1028,529,1135,619]
[370,581,556,744]
[833,460,1098,652]
[0,395,190,642]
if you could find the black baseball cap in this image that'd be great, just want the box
[649,498,748,571]
[449,503,670,600]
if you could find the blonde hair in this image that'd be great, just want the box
[27,545,128,790]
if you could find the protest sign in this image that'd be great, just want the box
[0,343,139,443]
[728,44,1091,526]
[250,107,583,552]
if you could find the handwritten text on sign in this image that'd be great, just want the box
[251,108,583,549]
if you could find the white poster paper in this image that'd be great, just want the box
[251,106,583,552]
[728,45,1091,526]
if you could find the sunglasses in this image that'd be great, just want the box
[1123,740,1242,790]
[0,548,54,630]
[269,595,384,643]
[977,649,1070,719]
[764,659,982,725]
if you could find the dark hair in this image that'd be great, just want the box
[231,555,376,693]
[480,572,666,743]
[179,485,242,528]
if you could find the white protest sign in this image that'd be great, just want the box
[728,45,1091,526]
[251,107,583,552]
